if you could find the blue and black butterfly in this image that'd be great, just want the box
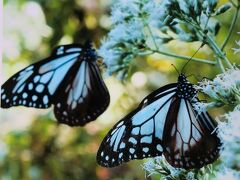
[97,74,220,169]
[1,42,110,126]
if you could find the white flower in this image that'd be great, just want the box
[196,66,240,107]
[111,0,139,24]
[142,159,158,176]
[146,0,173,28]
[217,108,240,168]
[98,18,145,76]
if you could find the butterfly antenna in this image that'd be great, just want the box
[181,43,204,74]
[171,64,180,75]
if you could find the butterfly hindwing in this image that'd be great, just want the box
[162,97,220,169]
[97,84,177,167]
[53,59,110,126]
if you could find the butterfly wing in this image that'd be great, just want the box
[162,97,220,169]
[53,59,110,126]
[1,45,82,108]
[1,43,110,126]
[97,84,177,167]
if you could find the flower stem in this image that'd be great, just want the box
[144,22,159,51]
[205,34,233,68]
[221,4,240,50]
[146,47,216,65]
[181,13,234,70]
[217,58,225,72]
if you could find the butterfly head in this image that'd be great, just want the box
[177,74,197,99]
[83,41,97,61]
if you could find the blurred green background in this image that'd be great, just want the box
[1,0,240,179]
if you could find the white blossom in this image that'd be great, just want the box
[111,0,139,24]
[217,108,240,168]
[196,66,240,108]
[145,0,172,28]
[98,18,145,77]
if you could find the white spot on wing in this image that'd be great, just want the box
[129,137,137,144]
[120,142,125,149]
[143,147,149,153]
[157,144,162,152]
[28,83,33,90]
[34,75,40,83]
[22,93,28,99]
[140,135,152,143]
[129,148,135,154]
[2,94,6,100]
[32,95,38,101]
[43,95,49,105]
[36,84,44,93]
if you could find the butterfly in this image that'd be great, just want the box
[97,74,221,169]
[1,42,110,126]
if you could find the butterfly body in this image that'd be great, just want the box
[1,42,110,126]
[97,74,220,169]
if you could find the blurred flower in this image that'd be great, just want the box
[131,72,147,88]
[3,1,52,59]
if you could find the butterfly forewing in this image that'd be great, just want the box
[97,84,177,167]
[1,52,80,108]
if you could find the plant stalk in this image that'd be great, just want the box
[221,4,240,50]
[146,48,216,65]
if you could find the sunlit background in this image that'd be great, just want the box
[1,0,240,179]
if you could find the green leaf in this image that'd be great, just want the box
[214,3,232,16]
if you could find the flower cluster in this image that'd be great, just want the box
[99,0,231,78]
[195,66,240,110]
[142,156,212,180]
[216,107,240,179]
[218,108,240,167]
